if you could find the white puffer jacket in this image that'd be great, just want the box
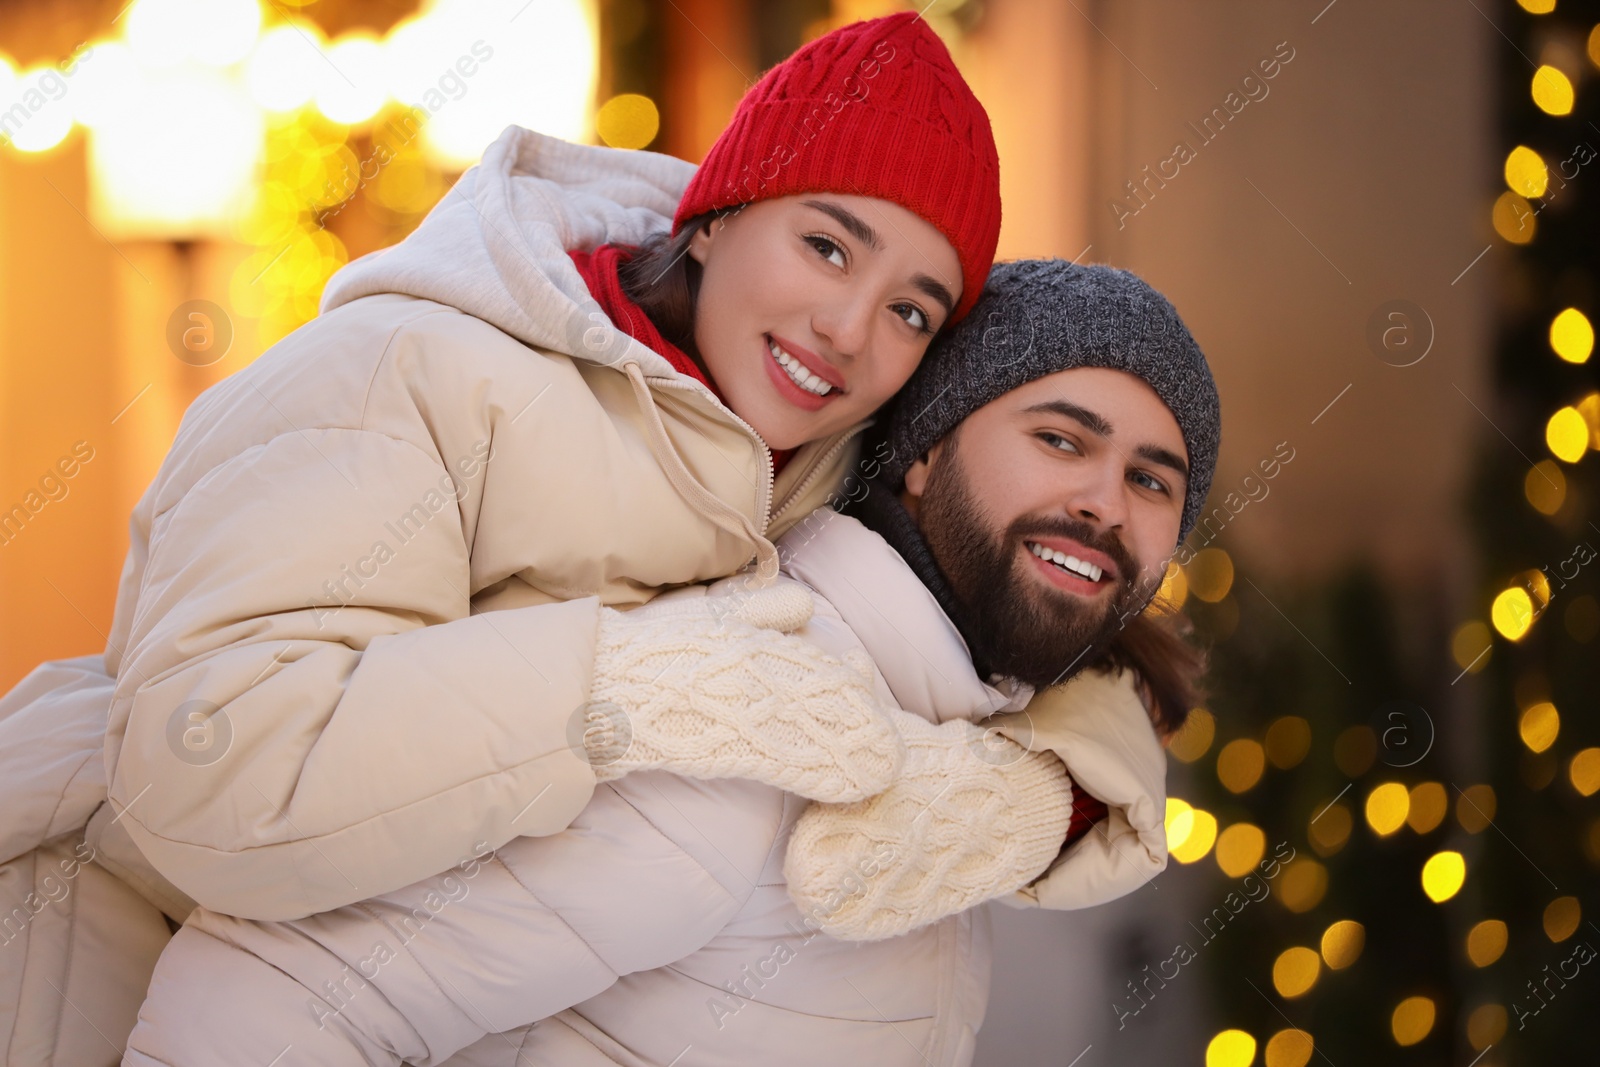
[122,510,1169,1067]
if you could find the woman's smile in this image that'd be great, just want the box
[763,333,846,412]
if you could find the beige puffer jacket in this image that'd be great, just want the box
[121,511,1169,1067]
[91,124,867,924]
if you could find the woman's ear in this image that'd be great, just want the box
[687,218,720,266]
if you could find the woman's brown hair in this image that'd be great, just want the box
[614,208,731,365]
[1088,601,1208,741]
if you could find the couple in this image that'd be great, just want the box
[0,12,1217,1065]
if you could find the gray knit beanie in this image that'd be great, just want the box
[876,258,1221,544]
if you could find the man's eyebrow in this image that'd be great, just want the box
[801,199,882,252]
[1021,399,1191,486]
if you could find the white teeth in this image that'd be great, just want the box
[768,338,834,396]
[1027,541,1102,582]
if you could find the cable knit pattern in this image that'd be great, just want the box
[784,706,1073,941]
[587,587,904,803]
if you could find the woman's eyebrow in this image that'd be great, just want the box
[1021,399,1190,486]
[801,200,955,315]
[802,199,882,250]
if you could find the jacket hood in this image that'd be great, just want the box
[320,124,694,380]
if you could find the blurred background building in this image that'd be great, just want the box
[0,0,1595,1063]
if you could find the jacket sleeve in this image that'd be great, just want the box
[123,774,783,1066]
[105,424,601,922]
[0,654,115,866]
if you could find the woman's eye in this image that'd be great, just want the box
[892,302,932,334]
[806,235,847,269]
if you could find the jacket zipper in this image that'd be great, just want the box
[768,421,869,528]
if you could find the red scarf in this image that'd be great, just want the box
[567,244,795,475]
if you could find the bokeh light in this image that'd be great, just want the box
[1422,850,1466,902]
[1365,782,1410,836]
[1215,822,1266,878]
[1320,920,1364,969]
[1218,738,1266,794]
[595,92,661,149]
[1570,747,1600,796]
[1547,406,1590,462]
[1467,1004,1508,1050]
[1504,145,1549,197]
[1450,621,1493,673]
[1532,64,1575,115]
[1524,459,1566,514]
[1168,707,1215,762]
[1457,784,1497,832]
[1391,996,1436,1046]
[1492,191,1536,243]
[1550,308,1594,363]
[1185,548,1234,602]
[1406,782,1448,833]
[1519,700,1560,752]
[1206,1030,1257,1067]
[1277,857,1328,913]
[1308,802,1352,856]
[1264,716,1311,769]
[1271,946,1321,998]
[1543,896,1580,941]
[1466,919,1508,966]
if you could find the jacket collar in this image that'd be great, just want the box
[776,509,1032,725]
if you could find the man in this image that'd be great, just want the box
[122,259,1221,1066]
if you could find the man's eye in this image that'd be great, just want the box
[806,235,846,269]
[1040,432,1079,453]
[1131,470,1169,494]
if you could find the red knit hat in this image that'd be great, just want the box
[672,11,1001,324]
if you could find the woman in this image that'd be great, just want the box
[0,11,1000,1059]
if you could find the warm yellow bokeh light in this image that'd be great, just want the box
[1391,996,1437,1046]
[1321,920,1365,970]
[1168,707,1215,763]
[1309,802,1352,856]
[1264,1030,1314,1067]
[1592,23,1600,68]
[1492,191,1536,244]
[1216,823,1267,878]
[1466,919,1508,967]
[1186,548,1234,602]
[1264,716,1311,769]
[1206,1029,1257,1067]
[1547,406,1590,463]
[1365,782,1410,836]
[1519,700,1560,753]
[1525,459,1566,515]
[1157,559,1189,610]
[1581,392,1600,447]
[1532,65,1575,115]
[1544,895,1580,941]
[1551,308,1595,363]
[1451,621,1493,673]
[595,93,661,149]
[1218,739,1267,794]
[1422,850,1467,902]
[1467,1003,1508,1051]
[1406,782,1448,834]
[1570,747,1600,796]
[1278,858,1328,913]
[1457,784,1497,832]
[1272,946,1321,998]
[1504,145,1549,197]
[1516,0,1555,12]
[1166,797,1194,849]
[1492,586,1536,640]
[1172,808,1219,864]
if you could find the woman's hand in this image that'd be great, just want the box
[585,583,905,803]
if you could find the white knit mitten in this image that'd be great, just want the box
[583,583,904,803]
[783,707,1073,941]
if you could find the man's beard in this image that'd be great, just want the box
[917,434,1156,688]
